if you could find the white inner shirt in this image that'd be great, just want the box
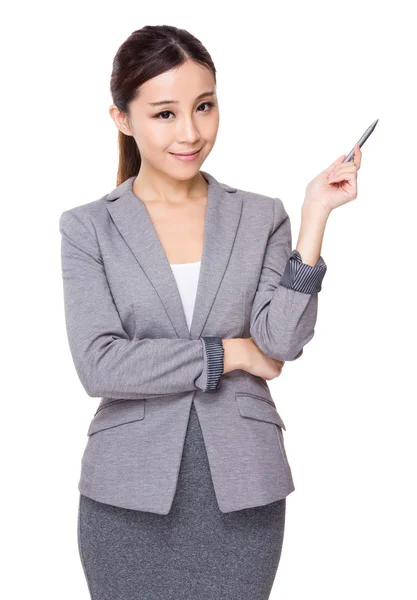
[169,261,201,332]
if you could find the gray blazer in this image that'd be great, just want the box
[59,170,327,514]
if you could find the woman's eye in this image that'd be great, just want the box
[154,102,215,120]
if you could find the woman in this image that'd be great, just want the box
[59,24,361,600]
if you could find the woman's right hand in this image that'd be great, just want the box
[222,338,285,380]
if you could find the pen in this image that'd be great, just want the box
[342,118,379,162]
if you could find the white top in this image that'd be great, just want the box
[169,261,201,332]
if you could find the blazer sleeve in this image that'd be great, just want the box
[59,210,224,399]
[249,197,327,361]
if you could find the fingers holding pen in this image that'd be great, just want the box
[328,163,357,183]
[328,145,361,183]
[353,143,362,168]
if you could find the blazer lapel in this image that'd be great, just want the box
[106,170,242,341]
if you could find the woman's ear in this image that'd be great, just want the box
[108,104,133,137]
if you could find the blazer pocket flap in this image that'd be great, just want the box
[235,393,286,430]
[87,399,146,436]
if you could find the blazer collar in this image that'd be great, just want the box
[106,170,242,341]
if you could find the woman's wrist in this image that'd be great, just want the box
[222,338,247,374]
[302,193,333,218]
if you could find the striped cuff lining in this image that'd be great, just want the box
[279,249,327,294]
[201,337,224,392]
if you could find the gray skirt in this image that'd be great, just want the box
[77,401,286,600]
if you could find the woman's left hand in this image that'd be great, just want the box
[303,143,362,213]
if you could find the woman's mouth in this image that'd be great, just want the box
[169,149,201,161]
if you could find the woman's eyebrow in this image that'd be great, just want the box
[147,91,216,107]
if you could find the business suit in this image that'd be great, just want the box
[59,169,327,516]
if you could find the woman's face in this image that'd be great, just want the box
[112,59,219,180]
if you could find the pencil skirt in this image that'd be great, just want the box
[77,401,287,600]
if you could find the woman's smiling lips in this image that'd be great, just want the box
[169,149,201,161]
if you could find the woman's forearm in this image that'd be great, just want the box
[295,201,331,267]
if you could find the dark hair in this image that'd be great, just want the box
[110,25,217,186]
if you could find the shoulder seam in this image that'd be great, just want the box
[60,210,103,265]
[70,210,96,242]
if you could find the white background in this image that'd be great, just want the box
[2,1,416,598]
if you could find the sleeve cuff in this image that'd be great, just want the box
[201,337,224,392]
[279,249,327,293]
